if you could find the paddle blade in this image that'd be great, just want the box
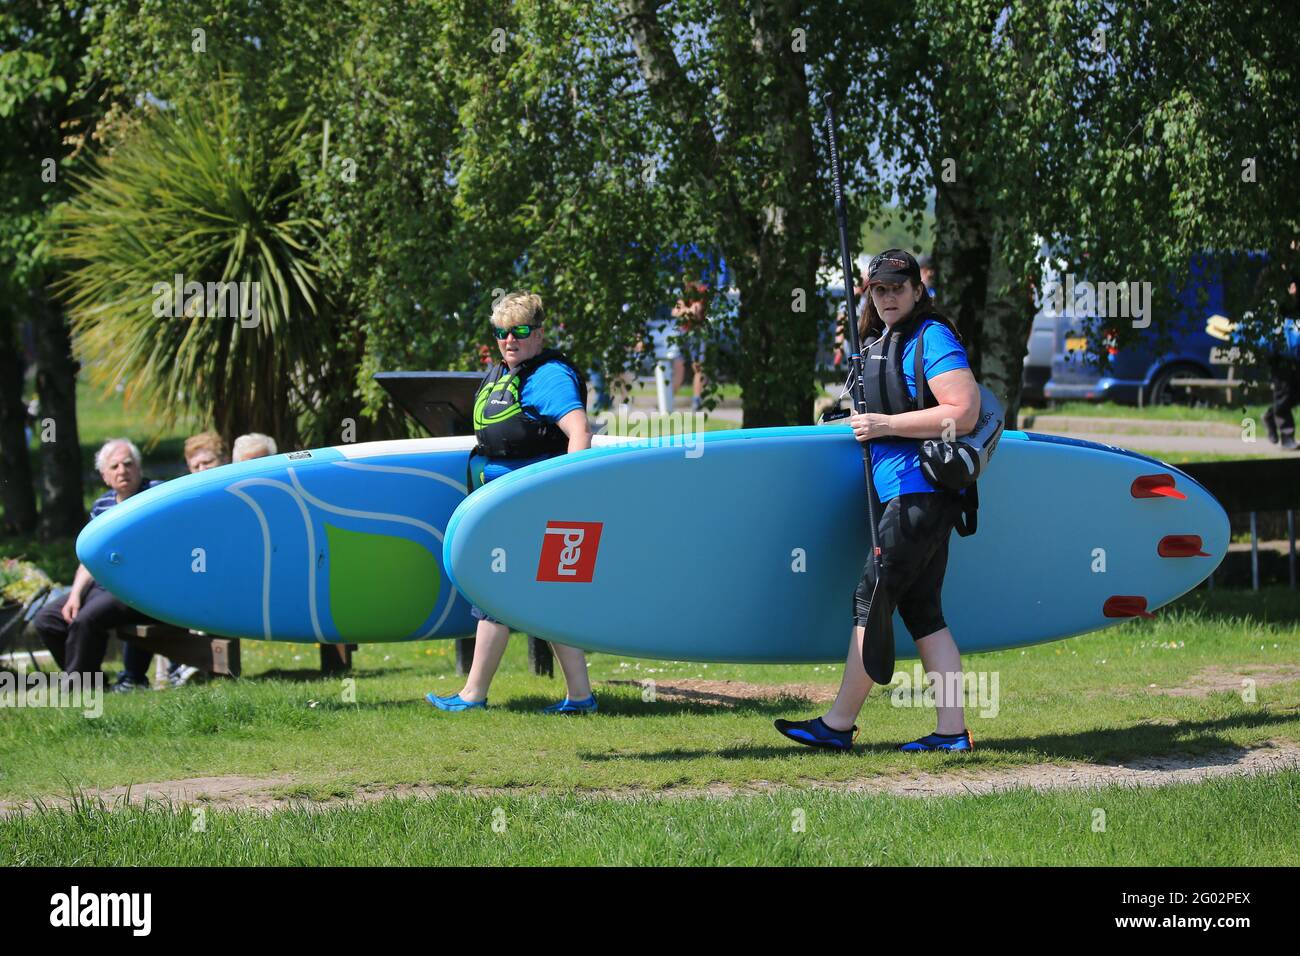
[861,578,895,685]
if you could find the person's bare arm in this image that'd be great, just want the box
[557,407,592,453]
[850,368,980,443]
[61,563,95,623]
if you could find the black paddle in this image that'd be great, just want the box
[823,95,895,687]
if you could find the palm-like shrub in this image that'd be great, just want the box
[55,83,329,448]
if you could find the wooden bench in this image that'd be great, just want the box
[111,623,241,679]
[1165,369,1248,404]
[110,625,361,680]
[1180,458,1300,592]
[1160,350,1265,406]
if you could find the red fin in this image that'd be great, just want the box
[1131,473,1187,500]
[1158,535,1210,558]
[1104,595,1156,619]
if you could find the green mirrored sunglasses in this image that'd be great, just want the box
[492,324,539,340]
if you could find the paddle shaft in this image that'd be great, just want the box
[824,95,894,685]
[824,98,881,566]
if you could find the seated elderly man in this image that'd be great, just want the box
[33,438,164,692]
[232,432,277,463]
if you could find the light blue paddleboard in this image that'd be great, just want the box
[443,426,1229,662]
[76,434,636,643]
[76,437,487,643]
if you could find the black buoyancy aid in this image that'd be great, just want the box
[859,310,957,416]
[473,348,588,460]
[857,310,982,537]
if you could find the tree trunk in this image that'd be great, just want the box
[932,181,1032,426]
[734,251,821,428]
[735,0,822,428]
[981,223,1033,426]
[0,317,38,534]
[32,290,85,539]
[621,0,822,428]
[932,171,991,379]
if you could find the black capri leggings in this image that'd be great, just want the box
[853,491,961,640]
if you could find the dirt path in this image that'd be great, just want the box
[626,669,1300,704]
[1146,664,1300,698]
[5,672,1297,816]
[3,739,1297,816]
[603,678,839,706]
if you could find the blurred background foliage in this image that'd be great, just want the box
[2,0,1296,537]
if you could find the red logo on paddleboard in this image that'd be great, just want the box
[537,521,603,583]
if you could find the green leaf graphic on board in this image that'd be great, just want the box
[325,523,439,639]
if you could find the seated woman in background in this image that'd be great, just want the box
[184,431,228,472]
[129,430,235,689]
[232,433,277,463]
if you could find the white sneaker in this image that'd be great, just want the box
[168,664,203,688]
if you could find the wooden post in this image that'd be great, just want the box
[455,637,475,676]
[320,643,355,674]
[527,636,554,677]
[1289,509,1296,591]
[1250,512,1259,592]
[211,638,241,678]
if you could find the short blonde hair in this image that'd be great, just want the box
[184,431,228,463]
[232,433,277,461]
[491,291,544,329]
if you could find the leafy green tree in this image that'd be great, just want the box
[1034,1,1299,361]
[74,0,456,441]
[56,83,330,448]
[64,0,1297,447]
[0,1,101,537]
[824,0,1298,424]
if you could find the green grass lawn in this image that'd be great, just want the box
[5,773,1297,866]
[676,382,743,401]
[1023,401,1270,426]
[2,587,1298,864]
[1136,451,1293,465]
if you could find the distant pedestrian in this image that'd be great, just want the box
[670,276,710,412]
[1262,272,1300,451]
[919,253,938,301]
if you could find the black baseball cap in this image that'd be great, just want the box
[867,249,921,286]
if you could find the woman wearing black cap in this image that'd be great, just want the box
[776,249,983,752]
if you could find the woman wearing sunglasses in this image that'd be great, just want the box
[775,250,983,752]
[426,291,599,715]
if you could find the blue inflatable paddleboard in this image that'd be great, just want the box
[443,426,1229,662]
[77,437,481,643]
[76,434,637,643]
